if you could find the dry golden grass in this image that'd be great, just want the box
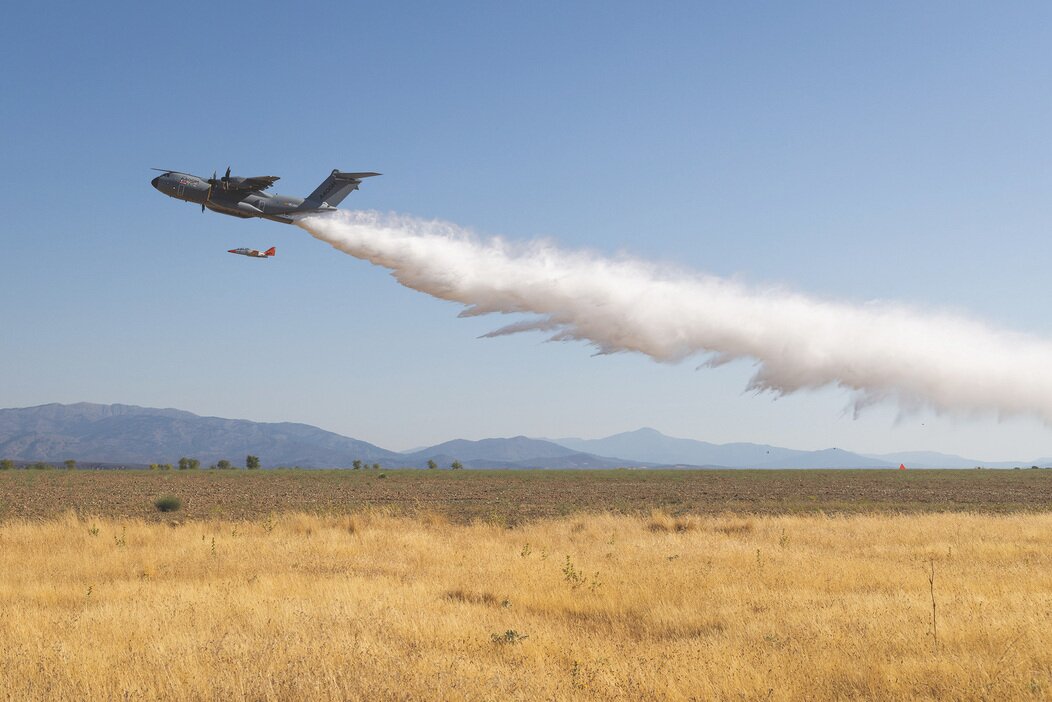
[1,510,1050,700]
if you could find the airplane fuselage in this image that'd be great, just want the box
[228,247,274,258]
[150,173,334,224]
[150,168,379,224]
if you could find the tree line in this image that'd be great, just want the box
[0,459,77,470]
[0,456,261,470]
[0,455,467,470]
[150,455,261,470]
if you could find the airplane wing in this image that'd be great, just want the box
[226,175,281,192]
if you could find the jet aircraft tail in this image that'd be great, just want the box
[264,246,276,257]
[303,170,381,207]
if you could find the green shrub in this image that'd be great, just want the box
[154,495,182,512]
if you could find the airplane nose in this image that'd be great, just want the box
[150,176,164,190]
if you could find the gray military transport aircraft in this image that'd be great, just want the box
[150,167,380,224]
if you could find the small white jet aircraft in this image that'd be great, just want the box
[227,246,275,259]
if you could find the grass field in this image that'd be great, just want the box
[2,470,1050,700]
[1,510,1050,700]
[1,468,1051,523]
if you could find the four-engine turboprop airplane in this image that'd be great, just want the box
[228,246,275,259]
[150,167,380,224]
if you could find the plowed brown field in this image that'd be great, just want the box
[1,468,1049,523]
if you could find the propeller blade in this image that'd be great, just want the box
[201,170,216,212]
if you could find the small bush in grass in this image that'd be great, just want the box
[713,517,754,536]
[154,495,182,513]
[647,509,699,533]
[491,630,528,645]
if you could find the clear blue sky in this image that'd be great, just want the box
[3,2,1052,459]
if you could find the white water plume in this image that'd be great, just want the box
[298,210,1052,422]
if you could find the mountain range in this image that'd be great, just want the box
[555,428,884,469]
[0,403,1041,469]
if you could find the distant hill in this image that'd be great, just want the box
[0,403,398,467]
[406,436,585,463]
[402,436,633,469]
[0,403,1038,470]
[0,403,635,469]
[859,451,1033,469]
[753,447,893,469]
[553,427,894,468]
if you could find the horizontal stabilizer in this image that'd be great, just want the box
[333,171,381,180]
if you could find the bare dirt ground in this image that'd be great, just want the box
[1,468,1050,523]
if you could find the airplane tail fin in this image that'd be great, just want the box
[303,169,381,207]
[264,246,276,257]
